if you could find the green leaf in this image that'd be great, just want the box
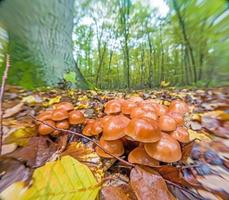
[64,72,77,84]
[22,156,100,200]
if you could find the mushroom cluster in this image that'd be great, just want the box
[88,98,190,164]
[37,102,85,136]
[36,98,190,165]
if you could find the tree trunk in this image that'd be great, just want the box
[0,0,88,89]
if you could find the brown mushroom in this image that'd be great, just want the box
[104,100,122,114]
[128,147,159,167]
[144,133,182,163]
[170,127,190,143]
[69,110,85,125]
[169,100,189,115]
[38,120,55,135]
[121,100,137,115]
[168,112,184,126]
[51,109,69,121]
[103,115,130,140]
[130,107,157,120]
[128,96,143,103]
[139,102,157,112]
[156,104,168,116]
[125,117,161,143]
[95,137,124,158]
[56,120,70,130]
[159,115,177,132]
[53,102,74,111]
[37,110,53,121]
[82,119,103,136]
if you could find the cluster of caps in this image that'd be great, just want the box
[36,97,190,165]
[90,97,190,164]
[37,102,85,136]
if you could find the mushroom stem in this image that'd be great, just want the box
[29,115,134,167]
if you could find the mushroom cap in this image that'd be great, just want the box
[144,133,182,163]
[159,115,177,132]
[170,127,190,143]
[156,104,168,116]
[168,112,184,126]
[128,147,159,167]
[121,100,137,115]
[53,102,74,111]
[125,117,161,143]
[51,109,69,121]
[82,120,103,136]
[128,96,143,103]
[37,110,53,121]
[139,102,157,112]
[104,100,122,114]
[38,120,55,135]
[56,120,70,130]
[103,115,130,140]
[169,100,189,115]
[100,115,113,126]
[95,137,124,158]
[130,107,157,120]
[69,110,85,125]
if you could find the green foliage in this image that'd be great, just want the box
[64,71,77,84]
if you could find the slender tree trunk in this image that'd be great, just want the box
[147,33,153,88]
[172,0,197,83]
[0,0,88,89]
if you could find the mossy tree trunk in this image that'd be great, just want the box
[0,0,88,89]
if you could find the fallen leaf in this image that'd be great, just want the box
[3,102,24,118]
[8,136,57,168]
[189,121,202,131]
[0,158,31,192]
[43,96,61,107]
[130,166,175,200]
[181,140,195,162]
[1,143,17,155]
[101,184,137,200]
[3,127,37,146]
[22,156,100,200]
[188,129,212,142]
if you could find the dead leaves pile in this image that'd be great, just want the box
[0,85,228,200]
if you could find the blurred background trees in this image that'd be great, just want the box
[0,0,228,89]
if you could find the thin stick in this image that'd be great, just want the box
[29,115,134,167]
[0,54,10,155]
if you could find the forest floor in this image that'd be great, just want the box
[0,85,228,200]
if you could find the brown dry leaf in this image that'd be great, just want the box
[3,102,24,118]
[7,136,57,168]
[181,140,195,162]
[130,166,175,200]
[0,158,31,192]
[101,184,137,200]
[1,143,17,155]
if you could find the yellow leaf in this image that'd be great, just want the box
[3,127,37,146]
[188,129,212,142]
[22,156,100,200]
[78,95,89,101]
[22,95,43,104]
[43,96,61,107]
[0,181,26,200]
[160,81,170,87]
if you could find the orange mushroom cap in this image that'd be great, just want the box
[37,110,53,121]
[51,109,69,121]
[168,112,184,126]
[104,100,122,114]
[53,102,74,111]
[159,115,177,132]
[139,102,157,112]
[95,137,124,158]
[170,127,190,143]
[56,120,70,130]
[169,100,189,115]
[82,120,103,136]
[103,115,130,140]
[38,120,55,135]
[69,110,85,125]
[121,100,137,115]
[144,133,182,163]
[100,115,113,126]
[128,96,143,103]
[130,107,157,120]
[156,104,168,116]
[128,147,159,167]
[125,117,161,143]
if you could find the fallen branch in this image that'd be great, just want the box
[29,115,135,167]
[0,54,11,155]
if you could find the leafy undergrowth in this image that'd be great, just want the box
[0,85,228,200]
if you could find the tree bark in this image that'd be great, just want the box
[0,0,88,89]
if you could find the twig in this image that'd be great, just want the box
[29,115,134,167]
[0,54,10,155]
